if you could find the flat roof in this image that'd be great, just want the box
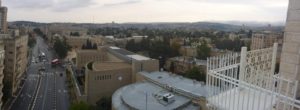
[112,82,200,110]
[93,62,131,71]
[170,56,207,66]
[106,46,153,63]
[139,71,217,98]
[127,55,150,61]
[208,87,275,110]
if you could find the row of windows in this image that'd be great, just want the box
[95,75,112,81]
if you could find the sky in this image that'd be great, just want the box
[3,0,289,23]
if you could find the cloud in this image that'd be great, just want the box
[5,0,94,11]
[6,0,54,9]
[52,0,94,11]
[103,0,142,7]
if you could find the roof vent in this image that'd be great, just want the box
[162,93,175,104]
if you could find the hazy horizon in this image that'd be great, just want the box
[4,0,288,24]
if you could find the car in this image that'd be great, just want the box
[39,66,46,71]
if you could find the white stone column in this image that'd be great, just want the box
[280,0,300,97]
[239,47,247,89]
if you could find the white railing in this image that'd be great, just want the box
[206,43,300,110]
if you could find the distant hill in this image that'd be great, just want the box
[8,21,284,32]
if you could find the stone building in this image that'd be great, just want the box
[279,0,300,97]
[165,56,206,74]
[72,46,159,104]
[3,31,28,96]
[0,0,7,33]
[0,39,5,108]
[251,33,282,50]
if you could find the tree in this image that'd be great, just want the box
[92,43,98,49]
[125,39,139,52]
[82,40,97,50]
[70,101,91,110]
[28,35,36,48]
[170,62,175,73]
[184,67,206,82]
[94,97,112,110]
[70,32,80,36]
[54,38,68,58]
[196,42,211,60]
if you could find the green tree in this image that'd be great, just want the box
[70,32,80,36]
[125,39,139,52]
[54,38,68,58]
[94,97,112,110]
[196,42,211,60]
[70,101,91,110]
[28,34,36,48]
[184,67,206,82]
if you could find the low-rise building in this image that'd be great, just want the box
[72,46,159,104]
[165,56,206,74]
[179,46,197,57]
[113,71,213,110]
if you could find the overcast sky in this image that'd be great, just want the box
[3,0,289,23]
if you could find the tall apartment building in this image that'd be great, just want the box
[0,0,7,33]
[280,0,300,97]
[3,32,28,96]
[0,39,5,108]
[251,33,281,50]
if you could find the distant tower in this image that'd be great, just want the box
[0,0,7,33]
[279,0,300,97]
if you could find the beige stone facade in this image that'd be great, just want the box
[179,46,197,57]
[251,33,281,50]
[3,34,28,96]
[85,62,132,104]
[280,0,300,97]
[0,40,5,108]
[75,50,106,68]
[75,46,159,104]
[0,6,7,33]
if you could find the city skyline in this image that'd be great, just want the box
[4,0,288,23]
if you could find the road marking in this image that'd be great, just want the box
[29,75,42,110]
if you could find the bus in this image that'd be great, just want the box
[51,59,60,67]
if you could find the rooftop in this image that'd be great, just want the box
[127,55,150,61]
[107,46,153,63]
[112,82,200,110]
[140,71,213,99]
[208,87,275,110]
[170,56,207,66]
[92,62,131,71]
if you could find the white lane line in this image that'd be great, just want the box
[29,74,42,110]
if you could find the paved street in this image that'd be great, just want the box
[10,37,70,110]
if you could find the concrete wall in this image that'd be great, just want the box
[131,59,159,82]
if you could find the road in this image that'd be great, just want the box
[10,37,70,110]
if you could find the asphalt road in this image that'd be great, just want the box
[10,37,70,110]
